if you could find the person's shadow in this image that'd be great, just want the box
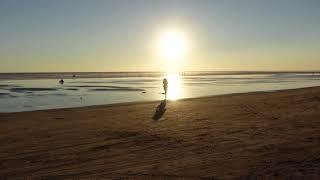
[153,100,167,120]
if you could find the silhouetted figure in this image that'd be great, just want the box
[72,74,76,78]
[153,100,166,120]
[59,79,64,85]
[163,78,168,100]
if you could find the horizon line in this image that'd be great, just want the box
[1,70,320,74]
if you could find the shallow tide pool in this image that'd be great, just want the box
[0,72,319,112]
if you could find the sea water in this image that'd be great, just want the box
[0,72,319,112]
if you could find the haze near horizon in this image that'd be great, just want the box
[1,0,320,72]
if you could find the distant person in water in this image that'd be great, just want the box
[163,78,168,100]
[59,79,64,85]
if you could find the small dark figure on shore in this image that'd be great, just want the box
[59,79,64,85]
[163,78,168,100]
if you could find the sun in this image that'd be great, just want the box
[158,30,187,61]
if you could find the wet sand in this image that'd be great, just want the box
[1,87,320,179]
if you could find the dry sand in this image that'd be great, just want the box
[1,87,320,179]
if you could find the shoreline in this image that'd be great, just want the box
[1,86,320,178]
[1,85,319,114]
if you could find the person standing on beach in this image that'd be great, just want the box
[59,79,64,85]
[163,78,168,100]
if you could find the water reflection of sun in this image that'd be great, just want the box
[165,72,183,100]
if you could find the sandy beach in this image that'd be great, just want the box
[1,87,320,179]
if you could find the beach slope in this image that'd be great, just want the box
[1,87,320,179]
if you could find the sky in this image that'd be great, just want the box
[0,0,320,72]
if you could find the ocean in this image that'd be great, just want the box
[0,72,319,112]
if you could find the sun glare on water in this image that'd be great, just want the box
[156,28,188,100]
[165,72,183,100]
